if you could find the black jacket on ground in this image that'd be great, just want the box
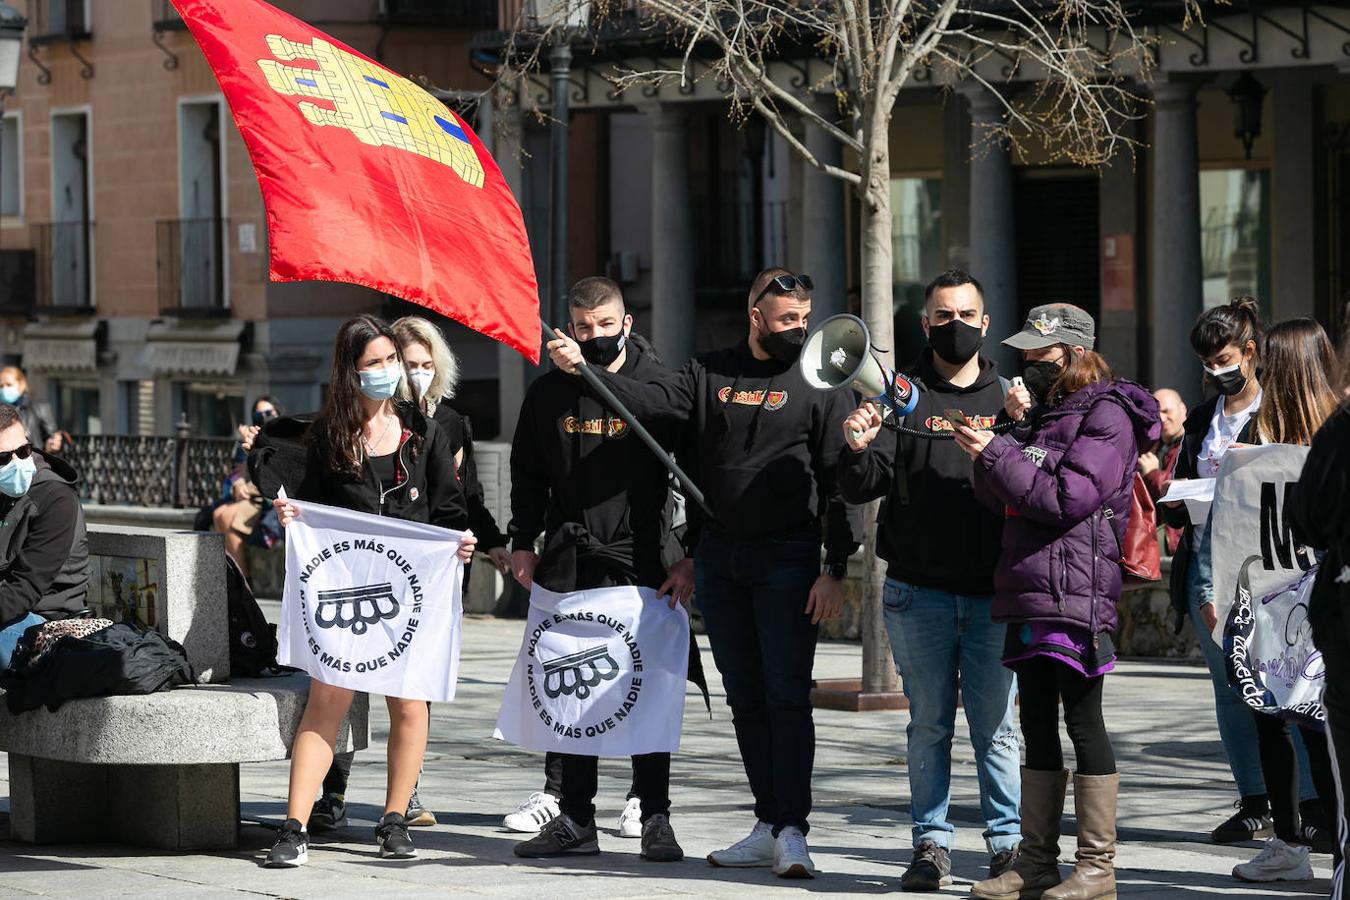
[0,452,89,625]
[590,339,862,565]
[432,404,507,550]
[1290,401,1350,645]
[296,402,468,530]
[837,350,1008,595]
[1160,394,1258,631]
[510,343,681,593]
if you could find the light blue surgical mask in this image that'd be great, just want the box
[358,363,403,401]
[0,386,21,405]
[0,454,36,498]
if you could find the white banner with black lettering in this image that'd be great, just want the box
[493,584,689,757]
[1209,444,1315,641]
[279,497,465,702]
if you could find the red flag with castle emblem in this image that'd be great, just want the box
[171,0,540,362]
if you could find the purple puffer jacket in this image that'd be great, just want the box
[972,379,1160,634]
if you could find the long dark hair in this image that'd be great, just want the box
[312,315,406,475]
[1255,318,1341,446]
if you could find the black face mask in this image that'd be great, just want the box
[759,325,807,364]
[928,320,984,366]
[578,331,627,367]
[1204,361,1248,397]
[252,409,276,427]
[1021,359,1063,403]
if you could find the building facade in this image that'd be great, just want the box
[0,0,501,438]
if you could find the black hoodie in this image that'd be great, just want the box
[510,342,680,592]
[588,339,862,564]
[1290,401,1350,641]
[837,349,1008,595]
[0,452,90,624]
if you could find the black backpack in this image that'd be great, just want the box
[225,553,279,677]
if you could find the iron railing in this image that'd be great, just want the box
[28,0,91,44]
[0,248,36,317]
[157,217,228,316]
[62,431,238,510]
[34,221,94,312]
[382,0,498,28]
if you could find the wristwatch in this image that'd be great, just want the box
[824,562,847,580]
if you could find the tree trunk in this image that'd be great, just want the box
[858,118,899,695]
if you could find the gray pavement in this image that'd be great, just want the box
[0,614,1335,898]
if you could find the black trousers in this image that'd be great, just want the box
[542,751,642,800]
[554,752,671,827]
[1312,600,1350,896]
[1014,655,1116,776]
[1254,711,1335,845]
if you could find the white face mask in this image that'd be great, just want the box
[408,369,435,400]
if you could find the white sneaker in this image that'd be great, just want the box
[617,796,643,839]
[503,791,561,834]
[773,825,816,878]
[1233,837,1314,882]
[707,820,775,867]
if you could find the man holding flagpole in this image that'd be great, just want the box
[507,277,693,863]
[547,268,862,879]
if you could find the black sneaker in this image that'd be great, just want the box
[406,787,436,827]
[1213,795,1274,844]
[640,814,684,862]
[375,811,417,859]
[309,792,347,834]
[264,818,309,868]
[899,840,952,891]
[513,813,600,857]
[989,845,1019,878]
[1297,801,1337,855]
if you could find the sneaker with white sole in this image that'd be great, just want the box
[773,826,815,879]
[1233,837,1314,883]
[707,820,775,868]
[617,796,643,838]
[263,818,309,868]
[503,791,561,833]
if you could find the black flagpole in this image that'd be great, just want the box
[540,317,710,520]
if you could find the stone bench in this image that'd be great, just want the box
[0,673,368,850]
[0,525,371,850]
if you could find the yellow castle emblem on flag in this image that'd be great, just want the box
[258,35,485,188]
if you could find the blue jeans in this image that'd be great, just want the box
[1187,553,1316,801]
[883,579,1022,853]
[694,530,821,836]
[0,611,44,670]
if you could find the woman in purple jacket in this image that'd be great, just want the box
[962,304,1159,900]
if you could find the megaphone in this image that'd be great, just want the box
[800,314,919,436]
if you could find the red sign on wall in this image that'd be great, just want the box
[1102,233,1136,312]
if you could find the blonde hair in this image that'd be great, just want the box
[0,366,27,390]
[1255,318,1342,446]
[391,316,459,404]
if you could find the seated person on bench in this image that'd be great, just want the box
[0,403,90,670]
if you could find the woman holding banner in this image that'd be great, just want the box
[1220,318,1342,884]
[955,304,1159,900]
[264,314,476,868]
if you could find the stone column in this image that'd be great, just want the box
[799,95,848,319]
[1149,80,1204,405]
[486,94,530,440]
[963,89,1018,373]
[646,105,696,366]
[1271,71,1316,322]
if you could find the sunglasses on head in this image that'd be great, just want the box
[0,443,33,467]
[752,273,814,309]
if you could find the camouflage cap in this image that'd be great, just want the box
[1002,303,1097,351]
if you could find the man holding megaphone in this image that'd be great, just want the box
[835,270,1022,892]
[547,268,862,879]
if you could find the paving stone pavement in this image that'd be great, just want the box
[0,613,1335,898]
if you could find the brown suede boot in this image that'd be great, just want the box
[971,768,1070,900]
[1042,773,1119,900]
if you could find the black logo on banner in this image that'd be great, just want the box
[542,644,620,700]
[315,583,399,635]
